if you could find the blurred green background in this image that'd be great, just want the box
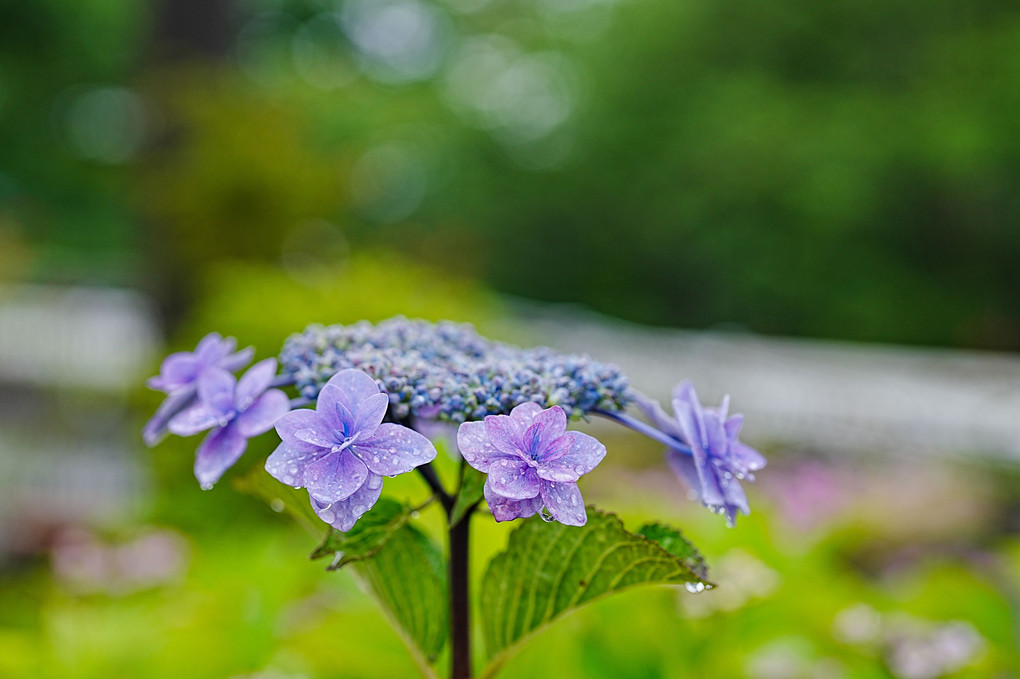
[1,0,1018,677]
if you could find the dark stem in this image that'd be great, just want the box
[449,506,472,679]
[417,462,453,512]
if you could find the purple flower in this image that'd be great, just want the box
[636,381,765,526]
[457,403,606,526]
[143,333,254,445]
[168,358,290,489]
[266,369,437,531]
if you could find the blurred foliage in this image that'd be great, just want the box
[1,0,1018,347]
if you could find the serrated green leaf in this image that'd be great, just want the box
[450,463,485,526]
[310,498,410,569]
[350,515,448,670]
[636,522,709,582]
[479,507,712,674]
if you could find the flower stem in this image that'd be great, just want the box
[593,409,693,456]
[449,505,472,679]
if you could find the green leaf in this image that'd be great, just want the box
[636,522,710,582]
[449,464,486,526]
[479,507,712,673]
[350,513,449,669]
[310,499,410,569]
[309,499,448,670]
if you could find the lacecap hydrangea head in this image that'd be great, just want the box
[278,318,632,423]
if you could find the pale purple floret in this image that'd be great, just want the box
[635,381,766,527]
[266,368,437,531]
[457,403,606,526]
[143,333,254,445]
[167,358,290,489]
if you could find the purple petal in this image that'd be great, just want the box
[310,474,383,531]
[723,413,744,439]
[266,441,321,487]
[316,384,354,434]
[235,358,277,411]
[323,369,382,414]
[509,402,543,420]
[168,403,223,437]
[719,473,750,516]
[194,332,230,362]
[486,458,541,500]
[350,392,389,439]
[484,401,545,455]
[275,408,331,454]
[483,477,543,522]
[483,415,522,456]
[304,450,369,504]
[457,420,516,471]
[540,481,587,526]
[672,380,707,448]
[536,431,606,483]
[530,406,567,454]
[715,394,731,421]
[197,368,236,415]
[143,389,196,445]
[693,456,726,508]
[194,424,247,489]
[672,397,705,453]
[666,448,702,496]
[353,423,437,477]
[631,391,683,441]
[730,441,767,473]
[236,389,290,438]
[219,346,255,373]
[150,353,200,392]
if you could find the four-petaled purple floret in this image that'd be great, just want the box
[167,358,290,489]
[635,381,766,527]
[457,403,606,526]
[266,369,437,531]
[143,333,254,446]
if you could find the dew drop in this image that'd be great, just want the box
[353,505,365,514]
[501,459,509,466]
[270,498,285,512]
[374,456,380,464]
[569,495,577,505]
[684,581,706,594]
[319,509,336,523]
[199,482,213,491]
[575,466,585,475]
[500,477,507,484]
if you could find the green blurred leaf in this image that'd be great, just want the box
[233,465,326,540]
[479,507,712,675]
[450,464,485,527]
[310,499,410,570]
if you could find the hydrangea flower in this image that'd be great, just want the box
[143,333,254,445]
[279,318,631,422]
[457,403,606,526]
[635,381,766,526]
[266,368,437,531]
[167,358,290,489]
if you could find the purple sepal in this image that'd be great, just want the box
[459,402,606,526]
[269,368,437,531]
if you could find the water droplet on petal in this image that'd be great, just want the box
[353,505,365,514]
[501,459,508,466]
[319,509,336,523]
[199,482,213,491]
[684,581,706,594]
